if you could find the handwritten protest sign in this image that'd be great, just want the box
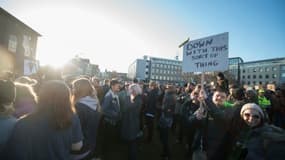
[182,32,229,72]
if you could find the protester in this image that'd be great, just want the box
[120,83,142,160]
[101,79,122,160]
[191,87,233,160]
[158,84,176,160]
[13,82,37,118]
[0,79,16,154]
[238,103,285,160]
[72,78,102,159]
[144,81,158,143]
[216,72,229,94]
[4,80,83,160]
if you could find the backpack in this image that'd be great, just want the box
[261,125,285,160]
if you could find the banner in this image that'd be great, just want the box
[182,32,229,72]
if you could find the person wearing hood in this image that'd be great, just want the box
[72,78,102,160]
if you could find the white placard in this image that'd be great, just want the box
[182,32,229,72]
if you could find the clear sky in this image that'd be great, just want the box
[1,0,284,72]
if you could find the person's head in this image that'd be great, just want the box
[165,84,175,93]
[0,79,15,115]
[217,72,226,85]
[212,87,227,107]
[110,79,120,93]
[245,89,258,103]
[14,82,37,118]
[191,90,199,103]
[128,83,142,96]
[37,80,74,130]
[149,81,157,90]
[232,87,245,101]
[258,89,265,97]
[104,79,110,86]
[91,76,100,86]
[240,103,264,128]
[72,78,95,102]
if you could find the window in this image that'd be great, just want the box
[242,69,245,73]
[259,75,262,79]
[253,68,257,72]
[259,68,263,72]
[247,75,251,79]
[247,81,250,85]
[253,75,256,79]
[265,67,270,72]
[282,73,285,78]
[242,75,245,79]
[272,74,277,78]
[259,81,262,85]
[272,67,277,71]
[265,75,269,79]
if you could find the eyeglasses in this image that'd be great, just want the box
[244,113,260,119]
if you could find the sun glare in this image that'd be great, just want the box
[30,5,151,71]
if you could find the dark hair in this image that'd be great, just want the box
[217,72,225,80]
[37,80,74,130]
[110,79,120,86]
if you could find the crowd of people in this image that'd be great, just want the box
[0,70,285,160]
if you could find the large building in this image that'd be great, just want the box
[228,57,244,82]
[128,55,183,83]
[0,7,41,76]
[240,58,285,86]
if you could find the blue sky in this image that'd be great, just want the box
[1,0,284,72]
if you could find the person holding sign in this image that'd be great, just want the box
[190,87,234,160]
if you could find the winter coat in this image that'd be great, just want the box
[75,96,102,149]
[120,95,142,141]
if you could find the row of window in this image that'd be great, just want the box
[151,75,182,81]
[242,66,277,73]
[244,81,276,85]
[151,59,181,65]
[150,69,181,75]
[242,74,277,79]
[152,63,181,70]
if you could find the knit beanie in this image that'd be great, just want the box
[240,103,264,119]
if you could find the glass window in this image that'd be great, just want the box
[259,75,262,79]
[272,74,277,78]
[253,75,256,79]
[265,75,269,79]
[282,73,285,78]
[242,75,245,79]
[247,75,251,79]
[242,69,245,73]
[253,68,257,72]
[259,81,262,85]
[265,67,270,72]
[259,68,263,72]
[247,81,250,85]
[272,67,277,71]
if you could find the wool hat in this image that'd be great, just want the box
[240,103,264,119]
[0,79,16,104]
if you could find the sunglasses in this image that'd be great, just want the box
[244,113,260,119]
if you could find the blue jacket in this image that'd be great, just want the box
[102,90,121,122]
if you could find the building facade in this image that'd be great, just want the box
[128,55,183,84]
[240,58,285,86]
[228,57,244,82]
[0,7,41,76]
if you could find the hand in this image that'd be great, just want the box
[130,94,135,103]
[198,89,207,101]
